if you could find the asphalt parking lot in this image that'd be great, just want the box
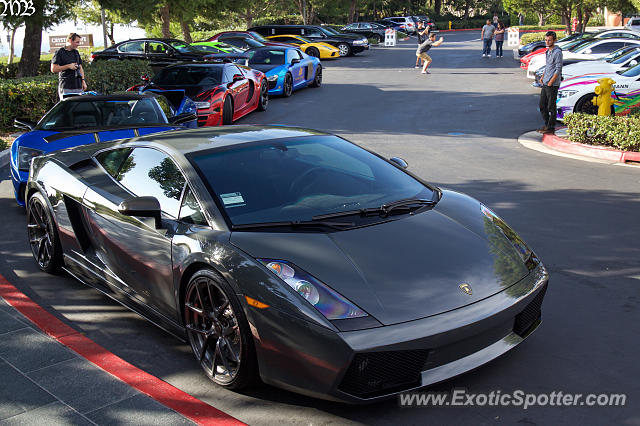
[1,30,639,424]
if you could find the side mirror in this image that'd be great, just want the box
[232,73,245,82]
[118,196,162,229]
[291,58,301,65]
[389,157,408,169]
[141,74,150,82]
[14,118,36,130]
[629,60,638,67]
[584,48,592,55]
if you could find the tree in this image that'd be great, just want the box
[503,0,552,25]
[74,0,135,46]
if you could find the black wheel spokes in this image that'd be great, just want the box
[28,201,52,267]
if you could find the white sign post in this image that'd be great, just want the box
[385,28,396,47]
[507,27,520,47]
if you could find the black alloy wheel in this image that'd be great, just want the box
[257,79,268,111]
[310,65,322,87]
[306,47,320,58]
[337,43,351,57]
[575,94,599,115]
[222,97,233,125]
[27,192,62,274]
[283,73,293,97]
[184,269,257,390]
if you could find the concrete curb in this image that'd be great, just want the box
[0,148,9,169]
[542,132,640,163]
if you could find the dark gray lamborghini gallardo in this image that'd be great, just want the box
[25,126,549,403]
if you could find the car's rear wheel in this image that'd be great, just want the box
[222,97,233,124]
[283,73,293,97]
[27,192,62,274]
[310,65,322,87]
[337,43,351,57]
[257,79,268,111]
[373,34,382,43]
[184,269,257,390]
[306,47,320,58]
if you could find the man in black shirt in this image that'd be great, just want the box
[51,33,87,100]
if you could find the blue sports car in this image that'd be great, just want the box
[10,92,197,206]
[245,46,322,96]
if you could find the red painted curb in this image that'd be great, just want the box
[0,274,245,426]
[542,132,640,163]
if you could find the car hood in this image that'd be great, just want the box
[145,84,218,99]
[249,64,285,74]
[230,191,530,326]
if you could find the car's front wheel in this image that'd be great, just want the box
[574,93,600,115]
[184,269,257,390]
[27,192,63,274]
[337,43,351,57]
[283,73,293,97]
[222,97,233,124]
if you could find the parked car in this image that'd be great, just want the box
[517,32,592,58]
[190,41,244,54]
[340,22,386,43]
[244,46,322,96]
[210,37,267,51]
[249,24,369,56]
[526,38,640,78]
[383,16,416,34]
[266,34,340,58]
[625,16,640,32]
[207,31,289,47]
[374,19,404,33]
[24,125,549,403]
[129,62,268,127]
[556,63,640,120]
[91,38,220,68]
[10,92,197,206]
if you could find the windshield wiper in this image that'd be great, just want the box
[313,198,437,221]
[232,220,355,231]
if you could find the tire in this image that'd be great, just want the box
[27,192,63,274]
[257,79,268,111]
[373,34,382,43]
[310,65,322,88]
[337,43,351,57]
[283,73,293,97]
[306,47,320,58]
[222,97,233,125]
[574,94,599,115]
[184,269,258,390]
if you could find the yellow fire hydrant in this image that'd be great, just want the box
[591,78,616,116]
[449,21,452,30]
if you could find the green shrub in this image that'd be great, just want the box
[85,59,154,94]
[564,113,640,152]
[0,60,51,79]
[520,31,566,45]
[0,75,58,132]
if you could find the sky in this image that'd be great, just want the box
[0,20,147,56]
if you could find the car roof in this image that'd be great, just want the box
[130,126,328,155]
[116,38,187,45]
[61,93,159,102]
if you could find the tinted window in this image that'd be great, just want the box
[248,31,269,42]
[147,41,169,54]
[247,49,285,65]
[620,62,640,77]
[286,49,298,64]
[119,41,144,53]
[190,136,433,226]
[117,148,185,218]
[179,186,207,225]
[590,42,625,54]
[96,148,133,179]
[154,66,223,85]
[168,41,200,53]
[305,28,325,37]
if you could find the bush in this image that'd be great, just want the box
[85,59,154,94]
[520,31,566,45]
[0,60,51,79]
[0,75,58,132]
[564,113,640,152]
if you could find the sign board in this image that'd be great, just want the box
[384,28,396,47]
[49,34,94,52]
[507,27,519,47]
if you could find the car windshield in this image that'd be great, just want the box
[249,31,269,42]
[190,135,434,227]
[319,26,338,36]
[608,48,640,64]
[619,61,640,77]
[168,41,200,53]
[565,39,594,51]
[247,49,285,65]
[193,42,243,53]
[603,46,634,62]
[36,98,167,130]
[153,66,223,86]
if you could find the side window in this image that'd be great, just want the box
[117,148,186,218]
[96,148,133,179]
[148,42,169,54]
[304,28,323,37]
[179,186,208,225]
[592,42,624,54]
[286,49,297,64]
[223,65,236,82]
[119,41,144,53]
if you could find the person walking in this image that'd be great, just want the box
[538,31,563,134]
[494,22,505,58]
[416,32,444,74]
[51,33,87,100]
[481,20,495,57]
[493,13,499,28]
[415,21,428,68]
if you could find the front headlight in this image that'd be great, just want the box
[352,40,363,45]
[18,146,43,172]
[558,90,578,99]
[194,101,210,109]
[267,74,278,82]
[480,204,533,264]
[258,259,368,320]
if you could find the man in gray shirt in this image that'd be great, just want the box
[481,20,495,57]
[538,31,563,134]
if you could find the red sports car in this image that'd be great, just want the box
[208,31,290,47]
[129,62,268,126]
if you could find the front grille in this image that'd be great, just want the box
[338,350,429,398]
[513,283,547,336]
[268,80,277,90]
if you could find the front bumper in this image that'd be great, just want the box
[250,263,549,403]
[10,163,28,206]
[352,45,369,54]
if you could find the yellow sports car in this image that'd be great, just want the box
[266,35,340,59]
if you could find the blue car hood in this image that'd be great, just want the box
[229,193,529,326]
